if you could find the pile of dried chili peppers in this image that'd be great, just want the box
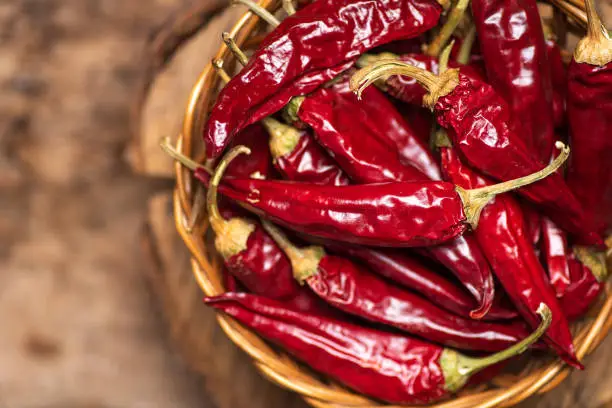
[163,0,612,403]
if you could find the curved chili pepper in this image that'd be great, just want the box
[194,145,567,248]
[289,76,441,181]
[541,216,571,297]
[437,144,581,368]
[262,220,531,351]
[203,0,446,160]
[566,0,612,237]
[205,292,551,404]
[471,0,555,163]
[560,252,607,321]
[351,63,603,247]
[264,119,517,320]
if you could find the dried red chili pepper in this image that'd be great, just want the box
[264,119,514,320]
[543,23,568,129]
[194,145,567,248]
[566,0,612,238]
[203,0,447,160]
[437,143,581,368]
[205,292,551,404]
[471,0,555,163]
[351,62,603,247]
[560,251,608,320]
[541,217,571,297]
[262,220,531,351]
[287,76,441,181]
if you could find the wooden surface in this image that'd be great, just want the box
[0,0,610,407]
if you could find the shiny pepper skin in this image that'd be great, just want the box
[567,62,612,236]
[541,217,571,298]
[546,38,568,129]
[196,171,469,247]
[472,0,555,162]
[303,251,532,351]
[434,71,602,247]
[560,255,604,321]
[203,0,444,160]
[298,77,441,181]
[205,293,449,404]
[273,129,351,186]
[440,147,581,368]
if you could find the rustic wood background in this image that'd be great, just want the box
[1,1,611,407]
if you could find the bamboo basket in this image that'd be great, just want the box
[170,1,612,406]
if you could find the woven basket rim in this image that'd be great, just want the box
[171,0,612,406]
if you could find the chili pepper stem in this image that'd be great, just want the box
[261,220,325,283]
[441,303,552,392]
[457,142,570,229]
[262,117,301,160]
[574,0,612,66]
[283,95,305,124]
[159,137,204,171]
[212,59,232,84]
[574,246,609,282]
[426,0,470,57]
[438,40,455,74]
[207,146,256,259]
[232,0,280,27]
[350,62,459,110]
[282,0,296,15]
[456,24,476,65]
[222,33,249,66]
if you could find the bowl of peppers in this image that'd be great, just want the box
[164,0,612,405]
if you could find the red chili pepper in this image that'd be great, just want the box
[205,292,551,404]
[203,0,446,160]
[471,0,555,163]
[437,144,581,368]
[195,145,566,248]
[262,220,531,351]
[351,63,603,247]
[566,0,612,237]
[264,120,514,320]
[288,76,441,181]
[543,25,568,129]
[560,251,607,321]
[224,123,275,179]
[541,217,571,297]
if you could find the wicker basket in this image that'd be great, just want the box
[170,1,612,406]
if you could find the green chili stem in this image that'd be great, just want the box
[350,62,439,99]
[222,32,249,66]
[233,0,280,27]
[212,59,232,84]
[442,303,552,392]
[261,220,324,283]
[458,142,570,229]
[261,117,302,159]
[426,0,471,57]
[207,146,251,232]
[456,24,476,65]
[574,246,609,282]
[159,137,204,171]
[438,40,455,74]
[282,0,296,15]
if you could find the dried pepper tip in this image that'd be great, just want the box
[574,0,612,66]
[441,303,552,393]
[425,0,469,57]
[207,146,256,259]
[349,61,459,110]
[457,142,570,229]
[282,0,296,15]
[261,117,302,160]
[212,59,232,84]
[232,0,280,27]
[261,219,325,283]
[574,246,609,282]
[222,32,249,66]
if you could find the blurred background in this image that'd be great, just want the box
[1,1,611,407]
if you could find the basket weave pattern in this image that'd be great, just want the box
[171,1,612,406]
